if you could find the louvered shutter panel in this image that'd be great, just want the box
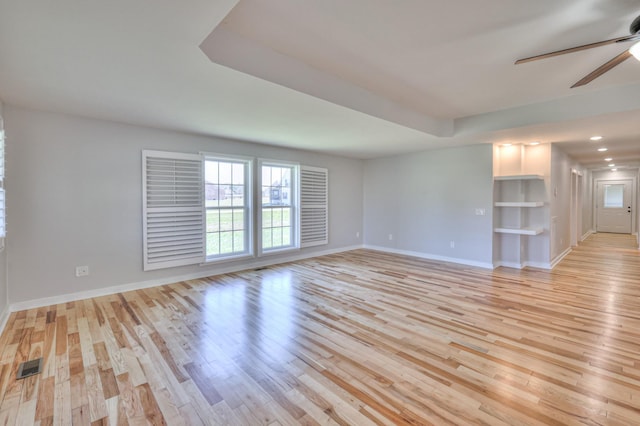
[143,150,204,271]
[300,166,328,247]
[0,129,5,239]
[0,189,5,238]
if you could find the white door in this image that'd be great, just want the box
[596,180,633,233]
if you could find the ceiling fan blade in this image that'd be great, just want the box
[571,50,633,88]
[515,34,639,64]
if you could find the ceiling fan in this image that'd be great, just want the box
[516,14,640,88]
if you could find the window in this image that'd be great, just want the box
[205,156,252,260]
[260,161,298,253]
[142,151,327,271]
[604,184,624,208]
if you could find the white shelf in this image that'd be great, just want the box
[495,227,543,236]
[494,201,544,207]
[494,174,544,181]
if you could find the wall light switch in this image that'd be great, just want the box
[475,208,486,216]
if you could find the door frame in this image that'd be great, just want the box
[593,177,637,235]
[570,169,582,246]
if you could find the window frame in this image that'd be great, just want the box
[202,153,254,263]
[258,159,300,256]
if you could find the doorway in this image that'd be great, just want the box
[595,179,633,233]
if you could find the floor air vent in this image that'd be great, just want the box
[17,358,43,379]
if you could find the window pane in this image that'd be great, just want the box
[260,163,296,251]
[272,208,282,227]
[207,232,220,255]
[273,227,283,247]
[207,209,219,232]
[219,162,232,184]
[263,228,272,249]
[283,226,291,246]
[262,167,271,188]
[219,231,233,253]
[218,209,232,231]
[262,208,272,228]
[604,184,623,208]
[231,185,244,206]
[233,209,245,231]
[232,163,244,185]
[205,158,251,259]
[233,231,244,252]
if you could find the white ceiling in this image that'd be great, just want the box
[0,0,639,166]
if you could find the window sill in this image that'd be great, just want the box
[201,253,254,265]
[259,246,300,257]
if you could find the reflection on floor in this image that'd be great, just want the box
[0,232,639,424]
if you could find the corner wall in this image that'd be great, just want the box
[4,106,364,306]
[550,145,589,262]
[362,144,494,267]
[0,101,8,328]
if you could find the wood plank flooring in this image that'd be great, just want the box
[1,232,640,425]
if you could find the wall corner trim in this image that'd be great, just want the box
[550,247,572,269]
[581,230,595,242]
[0,303,10,338]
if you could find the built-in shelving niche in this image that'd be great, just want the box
[493,145,550,268]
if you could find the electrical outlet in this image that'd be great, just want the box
[356,231,360,238]
[450,241,455,248]
[388,234,393,241]
[475,208,486,216]
[75,266,89,277]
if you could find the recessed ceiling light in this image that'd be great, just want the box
[502,143,512,147]
[597,148,608,152]
[608,164,616,167]
[590,136,603,141]
[529,141,540,145]
[611,168,618,172]
[604,158,613,161]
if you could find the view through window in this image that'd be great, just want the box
[261,164,295,251]
[205,158,250,259]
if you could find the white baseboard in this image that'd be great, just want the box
[550,247,572,269]
[363,245,494,269]
[497,246,571,270]
[494,260,552,270]
[494,261,525,269]
[9,245,364,313]
[581,230,595,241]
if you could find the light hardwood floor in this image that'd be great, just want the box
[1,233,640,425]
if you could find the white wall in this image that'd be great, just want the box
[550,145,590,260]
[0,101,8,324]
[362,144,494,267]
[550,145,572,260]
[4,106,364,305]
[582,169,594,237]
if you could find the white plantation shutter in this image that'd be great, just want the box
[300,166,328,247]
[143,150,204,271]
[0,189,5,238]
[0,129,5,240]
[0,129,5,179]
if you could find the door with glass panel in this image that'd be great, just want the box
[596,180,633,233]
